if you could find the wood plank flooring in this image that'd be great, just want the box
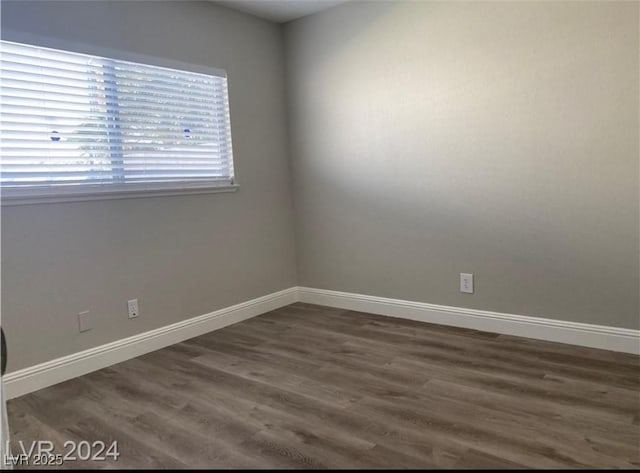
[7,303,640,469]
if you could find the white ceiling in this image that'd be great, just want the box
[212,0,348,23]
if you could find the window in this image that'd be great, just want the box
[0,40,235,203]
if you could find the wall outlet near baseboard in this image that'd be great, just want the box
[127,299,139,319]
[78,311,92,332]
[460,273,474,294]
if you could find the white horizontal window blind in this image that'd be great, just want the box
[0,40,235,201]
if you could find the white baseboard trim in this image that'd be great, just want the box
[5,286,638,399]
[297,287,640,355]
[4,287,298,400]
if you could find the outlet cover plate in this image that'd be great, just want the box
[78,310,92,332]
[127,299,139,319]
[460,273,474,294]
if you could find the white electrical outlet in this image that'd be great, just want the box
[78,310,92,333]
[127,299,139,319]
[460,273,474,294]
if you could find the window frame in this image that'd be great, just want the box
[0,32,238,206]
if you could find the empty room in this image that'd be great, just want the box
[0,0,638,469]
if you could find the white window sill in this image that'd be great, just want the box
[1,184,239,206]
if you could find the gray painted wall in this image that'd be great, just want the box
[285,1,640,329]
[2,1,638,374]
[1,1,297,371]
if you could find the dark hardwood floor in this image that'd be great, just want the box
[7,303,640,469]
